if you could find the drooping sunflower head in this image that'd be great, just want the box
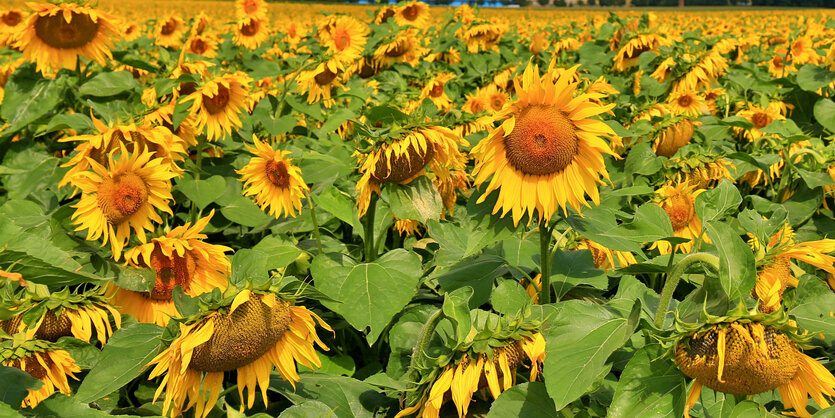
[69,144,176,260]
[355,126,468,218]
[398,313,546,418]
[108,211,231,326]
[237,136,309,219]
[471,63,617,226]
[459,22,505,53]
[234,16,270,50]
[189,12,211,36]
[1,289,121,344]
[14,2,118,74]
[146,291,332,418]
[373,30,428,68]
[651,181,708,254]
[573,238,637,272]
[611,33,669,72]
[669,155,735,189]
[155,15,185,48]
[296,61,344,108]
[1,337,80,408]
[185,72,251,141]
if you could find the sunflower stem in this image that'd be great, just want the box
[654,252,721,329]
[405,308,443,398]
[538,222,552,304]
[216,384,238,400]
[364,194,378,262]
[307,192,323,255]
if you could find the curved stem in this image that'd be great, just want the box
[653,252,720,328]
[307,192,323,255]
[363,194,378,262]
[539,222,552,304]
[404,308,443,405]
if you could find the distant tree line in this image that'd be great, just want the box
[268,0,834,6]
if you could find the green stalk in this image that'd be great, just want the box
[538,222,552,304]
[363,194,378,262]
[653,252,720,328]
[307,192,323,255]
[404,308,443,403]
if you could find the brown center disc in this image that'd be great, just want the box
[144,246,197,301]
[752,112,770,129]
[663,194,695,230]
[160,20,177,36]
[503,105,578,176]
[314,68,338,86]
[34,11,100,49]
[371,144,435,184]
[96,173,149,224]
[265,160,291,188]
[203,85,230,115]
[240,19,259,37]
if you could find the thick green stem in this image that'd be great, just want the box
[307,193,323,255]
[539,222,552,304]
[653,252,720,328]
[404,308,443,403]
[363,194,378,262]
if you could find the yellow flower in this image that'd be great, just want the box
[676,321,835,418]
[184,34,217,58]
[667,90,708,116]
[471,63,617,226]
[576,239,637,272]
[672,49,729,93]
[373,30,428,68]
[768,53,796,79]
[0,9,25,47]
[419,73,455,112]
[651,182,709,254]
[237,136,309,218]
[612,33,669,72]
[235,0,268,20]
[355,127,468,218]
[185,72,251,141]
[295,62,344,108]
[106,211,231,326]
[14,2,118,74]
[395,1,431,28]
[69,145,176,260]
[145,292,332,418]
[459,22,505,53]
[1,341,80,408]
[320,15,367,66]
[396,333,546,418]
[155,16,186,49]
[234,16,270,50]
[2,297,121,344]
[734,102,785,142]
[650,56,676,83]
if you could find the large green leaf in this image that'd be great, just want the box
[175,175,227,210]
[31,395,113,417]
[382,177,443,224]
[220,194,273,227]
[313,186,364,235]
[695,180,742,224]
[75,323,164,403]
[269,373,394,418]
[549,249,607,299]
[78,71,141,97]
[252,236,302,271]
[796,64,835,92]
[432,254,506,307]
[609,344,685,418]
[705,222,757,300]
[310,249,422,344]
[790,276,835,342]
[814,98,835,133]
[486,382,558,418]
[0,366,41,409]
[543,300,641,410]
[0,68,64,135]
[278,400,334,418]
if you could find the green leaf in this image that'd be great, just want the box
[433,254,506,307]
[0,402,23,417]
[364,105,408,125]
[790,276,835,342]
[278,400,335,418]
[263,114,298,137]
[609,344,685,418]
[443,286,473,343]
[252,236,302,271]
[269,373,394,418]
[0,365,41,408]
[382,177,443,224]
[0,69,64,135]
[814,98,835,133]
[737,208,787,249]
[491,279,530,315]
[310,249,422,344]
[175,175,227,210]
[78,71,141,97]
[31,395,114,417]
[230,248,269,287]
[543,300,641,410]
[42,113,94,134]
[74,323,164,403]
[625,142,665,178]
[550,249,607,299]
[313,186,364,235]
[220,194,273,227]
[112,264,155,293]
[705,222,756,300]
[299,352,356,377]
[0,146,60,201]
[566,206,642,253]
[695,180,742,224]
[618,203,676,243]
[486,382,558,418]
[796,64,835,92]
[796,168,835,189]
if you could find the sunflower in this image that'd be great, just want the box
[734,102,785,142]
[750,224,835,312]
[14,2,118,74]
[69,144,176,260]
[295,62,344,108]
[667,90,707,116]
[419,73,455,112]
[373,30,428,68]
[122,23,141,42]
[235,0,268,20]
[1,339,80,408]
[170,59,213,98]
[190,12,211,36]
[575,239,637,272]
[1,291,121,344]
[185,72,251,141]
[529,31,550,55]
[789,37,818,65]
[234,16,270,50]
[58,118,189,190]
[671,157,735,189]
[321,15,368,66]
[395,1,430,28]
[703,88,725,115]
[650,56,676,83]
[185,35,217,58]
[672,49,729,93]
[651,182,708,254]
[768,53,796,79]
[155,16,185,49]
[143,103,199,148]
[145,291,332,418]
[0,9,25,47]
[612,33,669,72]
[481,84,510,114]
[396,321,546,418]
[459,22,505,53]
[355,126,468,218]
[106,212,231,326]
[673,313,835,418]
[394,218,422,237]
[237,136,308,219]
[471,63,617,226]
[374,6,397,24]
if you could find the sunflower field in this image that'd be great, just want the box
[2,0,835,416]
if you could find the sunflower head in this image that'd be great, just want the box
[238,136,309,219]
[1,336,81,408]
